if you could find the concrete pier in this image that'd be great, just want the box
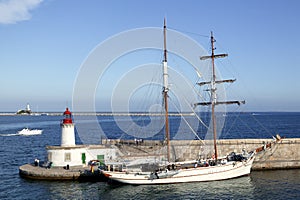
[19,164,106,181]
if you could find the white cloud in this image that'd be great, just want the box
[0,0,43,24]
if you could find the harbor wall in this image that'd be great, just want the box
[195,138,300,170]
[107,138,300,170]
[177,138,300,170]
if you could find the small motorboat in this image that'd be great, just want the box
[18,128,43,136]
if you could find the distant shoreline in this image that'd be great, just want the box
[0,111,299,116]
[0,112,195,116]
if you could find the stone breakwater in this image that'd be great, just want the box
[107,138,300,170]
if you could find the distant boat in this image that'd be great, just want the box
[18,128,43,136]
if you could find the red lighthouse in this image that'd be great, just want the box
[61,108,75,146]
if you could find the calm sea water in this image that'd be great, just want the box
[0,112,299,199]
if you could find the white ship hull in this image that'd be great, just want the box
[102,155,255,185]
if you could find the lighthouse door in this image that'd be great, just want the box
[81,153,86,164]
[97,155,105,166]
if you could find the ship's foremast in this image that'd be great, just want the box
[163,18,171,163]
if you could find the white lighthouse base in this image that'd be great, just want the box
[61,123,75,146]
[46,145,116,167]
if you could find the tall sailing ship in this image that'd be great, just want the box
[100,19,271,185]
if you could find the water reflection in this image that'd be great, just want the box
[11,170,300,200]
[46,182,99,200]
[251,170,300,199]
[102,176,254,199]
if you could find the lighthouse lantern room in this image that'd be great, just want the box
[61,108,75,146]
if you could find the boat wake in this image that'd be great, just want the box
[0,133,20,137]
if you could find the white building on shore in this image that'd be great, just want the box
[16,103,32,115]
[46,108,117,167]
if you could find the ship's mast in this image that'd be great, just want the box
[197,32,245,163]
[163,18,170,163]
[210,32,218,163]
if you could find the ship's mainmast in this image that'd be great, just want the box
[196,32,245,163]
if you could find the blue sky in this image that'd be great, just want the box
[0,0,300,112]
